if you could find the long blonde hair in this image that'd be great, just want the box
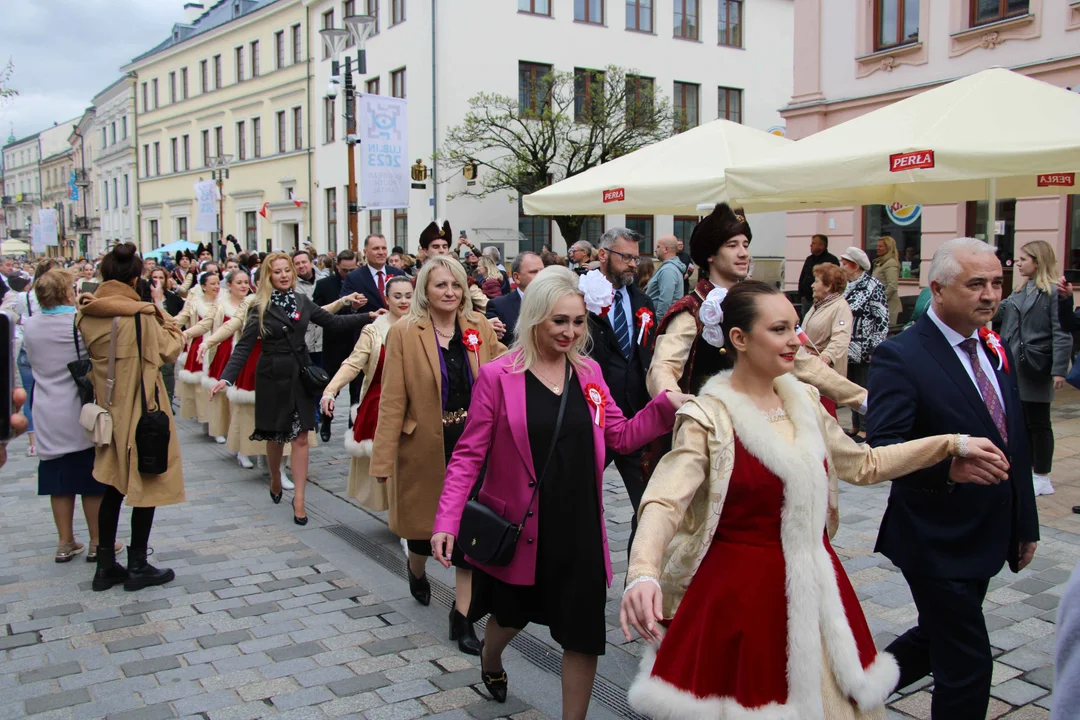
[509,266,590,373]
[875,236,899,266]
[254,252,296,335]
[478,255,503,283]
[408,255,479,325]
[1020,240,1057,294]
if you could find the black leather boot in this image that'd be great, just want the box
[320,413,333,442]
[408,567,431,606]
[449,608,481,656]
[124,548,175,591]
[92,545,129,592]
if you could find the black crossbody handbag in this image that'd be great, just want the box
[457,362,571,566]
[66,318,95,406]
[283,323,330,396]
[133,314,171,475]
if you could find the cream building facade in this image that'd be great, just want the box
[781,0,1080,298]
[2,132,41,250]
[39,145,77,258]
[90,76,138,254]
[125,0,312,255]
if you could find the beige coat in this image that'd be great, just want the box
[872,257,902,325]
[370,312,505,539]
[324,312,394,418]
[802,294,854,377]
[77,281,186,507]
[182,294,244,369]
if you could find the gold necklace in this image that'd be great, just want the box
[532,362,566,393]
[434,324,455,340]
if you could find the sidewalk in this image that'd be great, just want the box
[0,417,554,720]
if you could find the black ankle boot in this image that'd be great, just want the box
[124,547,175,592]
[408,567,431,606]
[449,608,481,656]
[92,545,129,592]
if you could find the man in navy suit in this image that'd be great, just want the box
[867,237,1039,719]
[340,233,405,311]
[485,251,543,347]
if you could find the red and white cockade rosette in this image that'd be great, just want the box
[698,287,728,348]
[579,269,614,317]
[462,328,483,363]
[635,307,654,346]
[584,383,606,428]
[979,327,1009,374]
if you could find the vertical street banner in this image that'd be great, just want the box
[193,180,220,232]
[33,208,58,253]
[357,94,408,209]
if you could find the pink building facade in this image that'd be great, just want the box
[781,0,1080,297]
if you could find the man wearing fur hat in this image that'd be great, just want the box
[416,220,491,313]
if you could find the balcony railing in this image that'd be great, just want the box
[15,193,38,204]
[1,196,13,207]
[73,216,91,231]
[9,229,28,239]
[74,169,91,188]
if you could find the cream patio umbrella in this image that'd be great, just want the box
[521,119,791,216]
[724,68,1080,239]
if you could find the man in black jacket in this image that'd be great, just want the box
[586,227,658,552]
[798,233,840,317]
[314,250,363,427]
[485,251,543,347]
[340,234,405,312]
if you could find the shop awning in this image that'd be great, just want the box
[522,120,791,216]
[724,68,1080,212]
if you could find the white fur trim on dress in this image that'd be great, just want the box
[227,386,256,404]
[628,372,894,719]
[178,369,205,384]
[350,403,359,424]
[177,351,188,367]
[201,374,220,390]
[344,434,373,458]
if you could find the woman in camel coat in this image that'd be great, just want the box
[872,236,902,325]
[77,243,185,593]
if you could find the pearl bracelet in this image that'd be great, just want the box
[624,576,661,597]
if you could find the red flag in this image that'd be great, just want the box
[290,190,303,208]
[258,202,269,218]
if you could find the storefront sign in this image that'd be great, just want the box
[193,180,219,233]
[603,188,625,203]
[889,150,935,172]
[885,203,922,226]
[1037,173,1075,188]
[358,94,409,209]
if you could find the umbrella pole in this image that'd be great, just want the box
[986,178,998,249]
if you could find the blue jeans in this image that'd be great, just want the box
[16,348,34,432]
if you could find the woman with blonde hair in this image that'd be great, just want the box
[210,253,371,521]
[997,239,1072,496]
[371,254,506,655]
[174,272,219,423]
[476,254,506,299]
[320,276,414,511]
[431,266,687,716]
[872,236,902,325]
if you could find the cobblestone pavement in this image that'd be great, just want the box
[4,387,1080,719]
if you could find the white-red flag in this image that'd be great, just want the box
[290,190,303,208]
[258,201,269,218]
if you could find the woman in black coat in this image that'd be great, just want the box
[211,252,375,523]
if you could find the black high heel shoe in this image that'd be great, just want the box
[269,488,282,504]
[479,640,508,703]
[407,567,430,606]
[449,607,481,656]
[294,515,308,526]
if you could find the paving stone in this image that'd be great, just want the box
[1010,579,1055,596]
[106,703,178,720]
[365,699,429,720]
[343,603,394,619]
[172,689,241,716]
[1000,646,1054,672]
[121,654,182,677]
[20,660,84,683]
[466,696,530,719]
[294,664,355,687]
[94,615,146,632]
[271,686,335,711]
[197,629,253,649]
[106,634,164,653]
[422,687,484,713]
[259,578,305,592]
[0,632,40,650]
[327,671,392,697]
[364,638,416,656]
[30,603,84,619]
[321,587,368,602]
[238,676,301,701]
[432,669,482,691]
[227,602,279,619]
[991,678,1049,706]
[1023,593,1060,612]
[1025,665,1055,690]
[120,600,172,616]
[188,554,230,566]
[268,640,325,662]
[259,657,320,680]
[376,678,439,703]
[24,687,92,714]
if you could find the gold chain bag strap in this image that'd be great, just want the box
[79,317,118,445]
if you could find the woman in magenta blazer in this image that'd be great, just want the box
[432,266,688,719]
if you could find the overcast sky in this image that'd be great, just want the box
[0,0,182,142]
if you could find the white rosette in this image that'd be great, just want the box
[578,269,614,316]
[698,287,728,348]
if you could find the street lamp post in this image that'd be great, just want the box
[210,154,233,261]
[321,15,375,253]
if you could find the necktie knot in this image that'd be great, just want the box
[959,338,979,356]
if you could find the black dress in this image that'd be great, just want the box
[469,369,608,655]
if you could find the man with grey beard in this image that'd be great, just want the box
[585,227,658,553]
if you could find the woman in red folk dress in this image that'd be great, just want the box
[320,276,413,511]
[621,281,1008,720]
[175,273,219,423]
[184,269,250,453]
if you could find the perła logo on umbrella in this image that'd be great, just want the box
[889,150,935,172]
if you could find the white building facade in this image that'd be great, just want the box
[2,132,41,249]
[304,0,793,259]
[91,76,138,253]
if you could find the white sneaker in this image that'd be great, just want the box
[237,454,254,469]
[1034,474,1055,496]
[214,436,227,444]
[280,468,294,490]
